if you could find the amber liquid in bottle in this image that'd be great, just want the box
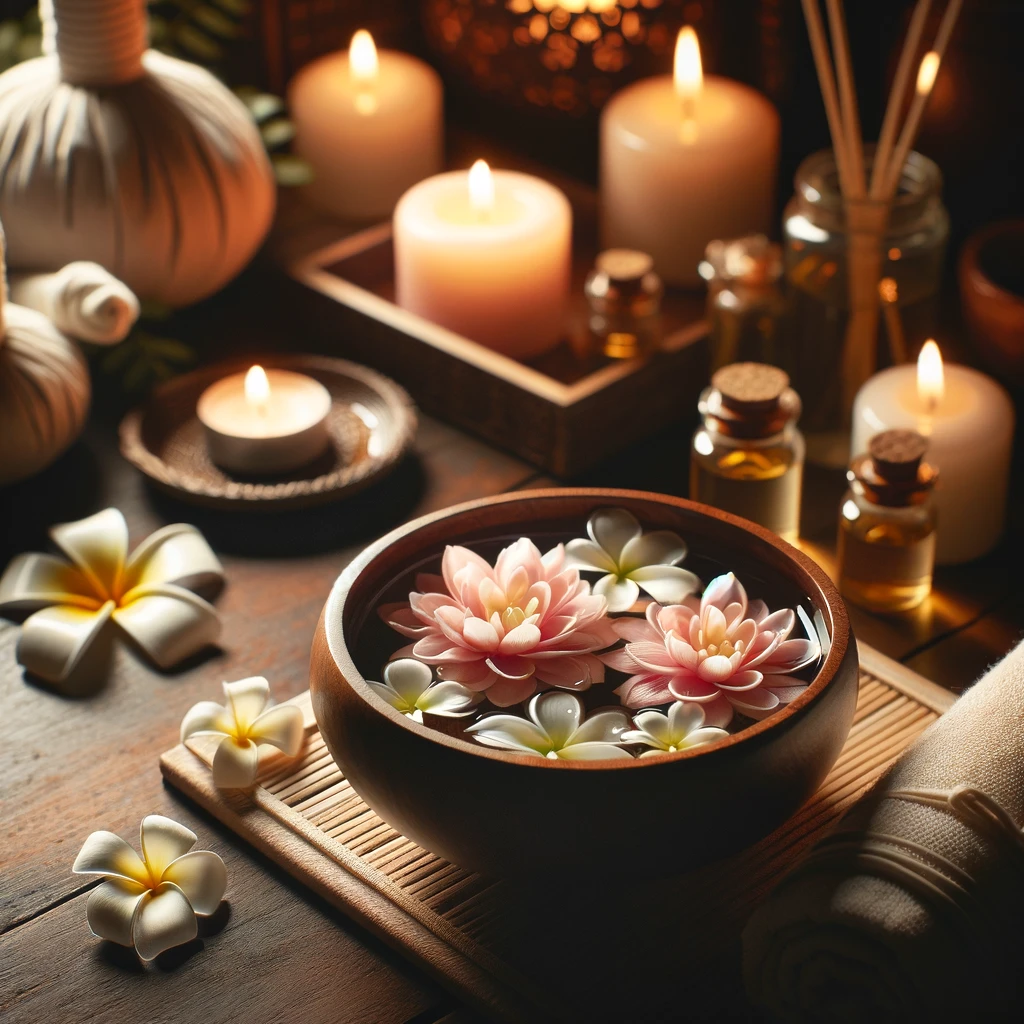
[837,505,936,612]
[691,437,802,543]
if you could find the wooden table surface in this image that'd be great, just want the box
[2,238,1021,1024]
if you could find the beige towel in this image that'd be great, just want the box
[743,640,1024,1021]
[9,262,140,344]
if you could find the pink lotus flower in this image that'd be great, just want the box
[602,573,820,726]
[383,538,618,707]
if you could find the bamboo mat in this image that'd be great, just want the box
[161,642,955,1023]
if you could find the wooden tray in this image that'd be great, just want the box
[160,643,954,1023]
[120,355,416,511]
[286,181,708,478]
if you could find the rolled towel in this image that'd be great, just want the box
[8,262,140,344]
[743,639,1024,1021]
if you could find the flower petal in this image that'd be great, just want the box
[161,851,226,915]
[249,704,304,756]
[180,701,231,742]
[569,709,630,745]
[141,815,197,880]
[701,695,735,729]
[701,573,747,618]
[611,617,658,644]
[557,742,633,761]
[614,674,676,709]
[764,638,821,673]
[685,727,730,748]
[696,654,735,682]
[533,654,596,691]
[529,691,582,748]
[588,508,642,564]
[484,674,539,707]
[498,621,542,655]
[563,539,617,574]
[121,523,224,596]
[0,553,99,612]
[466,715,550,754]
[50,508,128,600]
[764,681,810,704]
[73,831,149,885]
[619,530,688,572]
[222,677,270,733]
[666,676,721,702]
[627,565,701,606]
[715,669,764,693]
[486,654,535,680]
[382,658,433,705]
[367,680,411,712]
[726,686,781,717]
[625,641,680,673]
[592,574,640,613]
[667,700,706,737]
[86,879,146,947]
[17,602,114,683]
[631,709,674,745]
[211,737,260,789]
[601,646,642,673]
[112,586,220,669]
[132,882,198,961]
[461,616,500,652]
[417,680,482,716]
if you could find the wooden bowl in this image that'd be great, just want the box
[959,220,1024,390]
[310,489,858,877]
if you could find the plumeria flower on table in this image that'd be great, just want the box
[72,814,227,962]
[602,572,820,727]
[367,658,482,723]
[564,507,701,612]
[180,677,305,789]
[466,691,633,761]
[619,701,730,757]
[382,537,618,707]
[0,507,224,684]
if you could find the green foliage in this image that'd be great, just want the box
[94,305,197,397]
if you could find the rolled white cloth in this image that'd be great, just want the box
[743,640,1024,1021]
[9,262,140,344]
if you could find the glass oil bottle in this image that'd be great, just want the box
[837,429,937,613]
[690,362,804,543]
[583,248,663,359]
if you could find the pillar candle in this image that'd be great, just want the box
[289,31,443,220]
[600,28,780,288]
[851,341,1015,564]
[393,161,572,361]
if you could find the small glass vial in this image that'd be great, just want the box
[584,248,663,359]
[699,235,788,373]
[690,363,804,543]
[837,429,937,613]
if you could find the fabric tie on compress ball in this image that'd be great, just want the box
[743,639,1024,1021]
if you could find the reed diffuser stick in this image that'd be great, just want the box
[825,0,865,197]
[870,0,933,199]
[883,0,963,197]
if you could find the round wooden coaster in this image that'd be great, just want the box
[119,355,417,510]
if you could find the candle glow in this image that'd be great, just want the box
[916,340,945,411]
[674,28,703,104]
[349,30,379,86]
[916,51,940,96]
[245,364,270,412]
[468,159,495,216]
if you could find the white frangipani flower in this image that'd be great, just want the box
[369,658,482,722]
[72,814,227,961]
[619,701,729,757]
[180,677,304,789]
[564,507,700,613]
[467,691,633,761]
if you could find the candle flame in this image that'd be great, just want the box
[917,340,944,410]
[245,365,271,412]
[916,50,940,95]
[350,30,379,85]
[468,159,495,214]
[674,27,703,103]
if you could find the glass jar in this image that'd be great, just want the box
[690,362,804,544]
[700,234,788,373]
[781,148,949,468]
[837,429,937,613]
[584,248,663,359]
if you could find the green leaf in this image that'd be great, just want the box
[272,153,314,187]
[239,91,286,123]
[172,22,225,61]
[260,118,295,148]
[192,4,240,40]
[139,336,196,362]
[211,0,251,15]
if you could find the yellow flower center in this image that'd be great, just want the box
[484,592,540,633]
[704,639,742,659]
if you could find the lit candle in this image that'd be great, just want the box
[393,160,572,360]
[600,27,780,288]
[197,365,333,475]
[288,30,443,220]
[851,341,1015,564]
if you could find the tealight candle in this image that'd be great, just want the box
[600,27,780,287]
[393,160,572,360]
[851,341,1015,564]
[288,30,443,220]
[197,366,332,475]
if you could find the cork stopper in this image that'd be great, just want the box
[850,429,936,506]
[712,363,790,414]
[869,429,928,482]
[596,248,653,283]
